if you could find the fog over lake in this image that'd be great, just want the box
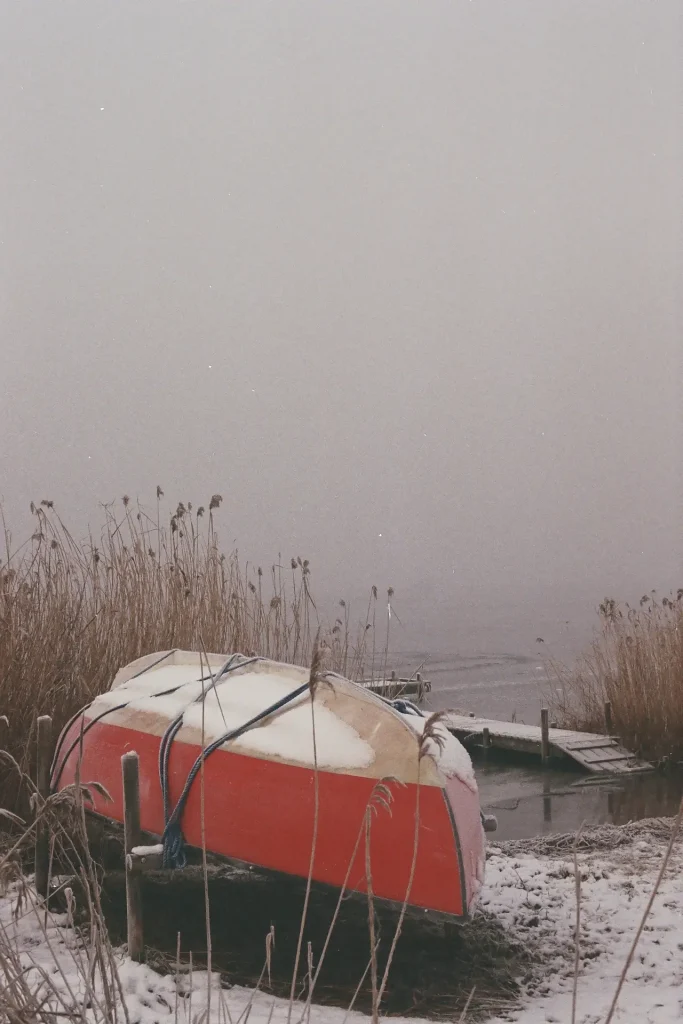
[1,1,681,661]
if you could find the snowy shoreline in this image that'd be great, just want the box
[483,816,683,1023]
[1,816,681,1024]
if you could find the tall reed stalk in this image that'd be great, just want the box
[548,592,683,763]
[0,494,383,808]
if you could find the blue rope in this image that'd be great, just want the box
[159,657,312,870]
[159,715,185,826]
[157,655,241,814]
[158,654,242,865]
[388,697,424,718]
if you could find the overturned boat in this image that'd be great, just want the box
[51,651,487,919]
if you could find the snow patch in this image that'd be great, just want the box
[399,713,477,792]
[480,831,683,1023]
[92,665,375,771]
[445,713,602,743]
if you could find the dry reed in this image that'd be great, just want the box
[0,493,385,810]
[0,757,127,1024]
[547,593,683,764]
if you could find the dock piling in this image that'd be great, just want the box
[35,715,53,899]
[540,708,550,766]
[122,751,144,961]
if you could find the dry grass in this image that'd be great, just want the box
[547,593,683,764]
[0,756,127,1024]
[498,816,678,857]
[0,492,387,809]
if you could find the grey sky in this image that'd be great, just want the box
[1,1,681,649]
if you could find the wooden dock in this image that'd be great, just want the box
[361,672,431,701]
[446,714,652,775]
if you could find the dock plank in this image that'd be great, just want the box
[360,677,431,700]
[445,714,651,775]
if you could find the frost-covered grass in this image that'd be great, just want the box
[0,493,389,809]
[1,814,681,1024]
[548,593,683,764]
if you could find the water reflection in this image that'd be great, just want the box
[476,760,683,840]
[392,649,683,838]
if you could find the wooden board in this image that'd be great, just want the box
[360,677,431,700]
[446,714,652,775]
[554,736,651,774]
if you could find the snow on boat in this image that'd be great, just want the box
[51,650,486,919]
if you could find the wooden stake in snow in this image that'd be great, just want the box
[122,751,144,962]
[35,715,53,899]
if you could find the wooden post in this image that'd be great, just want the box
[482,726,490,752]
[122,751,144,962]
[0,715,8,751]
[540,707,550,766]
[35,715,53,899]
[604,701,613,735]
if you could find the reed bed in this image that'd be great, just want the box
[0,492,386,809]
[548,593,683,764]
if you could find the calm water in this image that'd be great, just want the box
[392,649,683,839]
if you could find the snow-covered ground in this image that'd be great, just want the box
[1,819,681,1024]
[482,822,683,1024]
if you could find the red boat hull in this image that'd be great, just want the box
[55,716,481,917]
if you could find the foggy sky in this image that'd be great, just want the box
[1,1,681,651]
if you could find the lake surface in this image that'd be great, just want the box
[392,649,683,839]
